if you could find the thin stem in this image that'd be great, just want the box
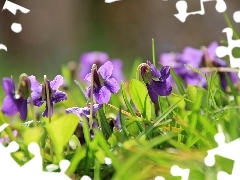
[25,76,37,127]
[199,67,239,73]
[44,75,52,123]
[89,64,97,130]
[106,103,133,117]
[44,75,53,161]
[152,39,156,66]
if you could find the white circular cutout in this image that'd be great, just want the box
[11,23,22,33]
[233,11,240,23]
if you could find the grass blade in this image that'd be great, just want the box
[74,80,89,102]
[137,96,183,138]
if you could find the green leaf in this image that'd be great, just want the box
[225,73,238,105]
[121,81,137,116]
[74,80,89,102]
[126,120,140,137]
[98,108,112,139]
[113,133,175,179]
[186,85,207,109]
[66,146,87,175]
[46,114,79,161]
[129,79,151,120]
[23,125,44,145]
[138,95,183,138]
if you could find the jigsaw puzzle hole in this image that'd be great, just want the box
[232,47,240,58]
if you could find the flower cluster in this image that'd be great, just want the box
[1,75,67,120]
[159,41,239,89]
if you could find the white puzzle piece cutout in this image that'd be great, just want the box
[2,0,30,15]
[216,27,240,78]
[105,0,120,3]
[204,132,240,180]
[0,124,71,180]
[170,165,190,180]
[2,0,30,33]
[0,44,7,51]
[174,0,227,22]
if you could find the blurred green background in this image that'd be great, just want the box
[0,0,239,81]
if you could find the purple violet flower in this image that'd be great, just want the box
[160,47,206,87]
[1,78,28,120]
[66,104,102,145]
[78,51,124,83]
[85,61,120,104]
[141,60,172,104]
[159,41,239,89]
[28,75,67,117]
[204,41,239,90]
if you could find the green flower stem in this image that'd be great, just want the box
[24,75,37,127]
[44,75,52,123]
[44,75,53,161]
[152,38,156,66]
[90,64,97,130]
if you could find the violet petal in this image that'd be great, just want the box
[181,47,203,68]
[66,107,83,117]
[150,80,172,96]
[2,78,14,95]
[147,60,160,78]
[104,78,120,94]
[82,104,102,116]
[146,84,159,104]
[2,95,18,116]
[28,75,42,94]
[16,98,27,120]
[79,52,109,80]
[206,41,218,59]
[52,91,67,103]
[50,75,64,91]
[98,61,113,80]
[111,59,125,82]
[84,73,92,82]
[94,86,111,104]
[160,66,170,81]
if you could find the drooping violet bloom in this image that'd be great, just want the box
[66,104,102,145]
[203,41,239,90]
[78,52,124,83]
[0,130,18,144]
[28,75,67,117]
[160,47,206,87]
[141,60,172,104]
[1,78,28,120]
[85,61,120,104]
